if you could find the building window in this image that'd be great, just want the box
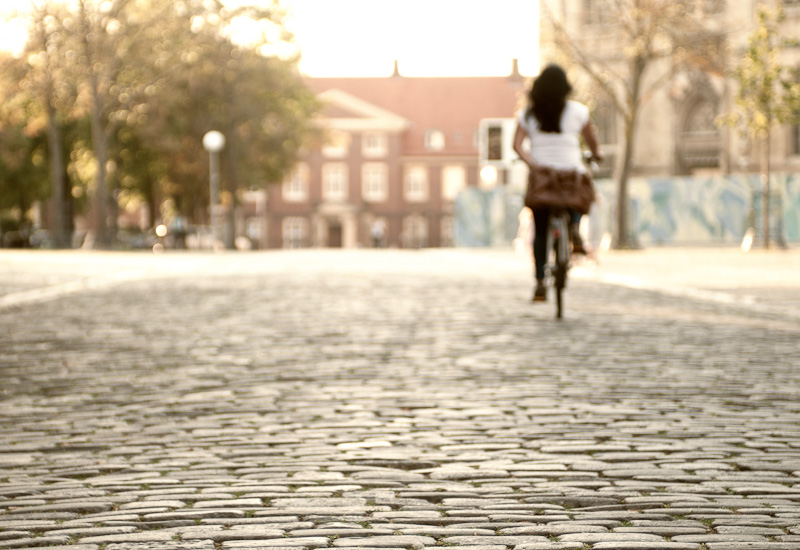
[791,124,800,156]
[404,166,428,202]
[676,0,725,15]
[246,217,263,244]
[362,163,388,202]
[322,163,348,201]
[593,100,618,146]
[362,132,388,157]
[282,163,309,202]
[678,98,721,169]
[583,0,611,25]
[486,124,503,161]
[369,216,387,248]
[322,130,351,158]
[424,129,446,151]
[703,0,724,14]
[686,100,718,133]
[282,217,308,248]
[442,165,466,200]
[440,216,454,247]
[402,215,428,249]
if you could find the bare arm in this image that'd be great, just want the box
[513,123,537,168]
[581,122,603,162]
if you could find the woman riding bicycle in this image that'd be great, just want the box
[513,64,603,302]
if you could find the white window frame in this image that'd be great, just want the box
[322,130,351,158]
[282,217,308,248]
[440,216,454,247]
[441,164,466,200]
[322,163,349,201]
[362,162,388,202]
[282,163,309,202]
[246,217,263,241]
[402,214,429,249]
[791,123,800,157]
[424,128,446,151]
[362,132,388,157]
[404,165,429,202]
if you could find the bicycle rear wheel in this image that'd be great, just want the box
[552,215,569,319]
[553,236,566,318]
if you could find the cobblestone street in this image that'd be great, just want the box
[1,248,799,550]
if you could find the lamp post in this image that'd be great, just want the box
[202,131,225,248]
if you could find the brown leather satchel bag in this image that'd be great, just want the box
[524,164,596,215]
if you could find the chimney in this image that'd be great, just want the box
[509,58,523,82]
[392,60,401,77]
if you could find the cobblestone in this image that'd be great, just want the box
[1,248,799,549]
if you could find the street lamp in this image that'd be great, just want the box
[202,131,226,248]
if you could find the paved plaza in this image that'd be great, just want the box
[1,247,799,550]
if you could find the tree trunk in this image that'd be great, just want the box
[39,12,70,249]
[225,121,238,250]
[63,163,74,239]
[616,118,636,249]
[89,76,109,249]
[614,56,644,250]
[108,169,119,244]
[80,0,110,249]
[761,133,770,249]
[45,98,69,248]
[146,175,158,229]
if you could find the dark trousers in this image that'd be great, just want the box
[531,207,582,281]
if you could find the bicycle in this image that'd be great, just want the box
[542,153,598,319]
[544,208,572,319]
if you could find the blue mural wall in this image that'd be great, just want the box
[454,173,800,247]
[454,186,523,247]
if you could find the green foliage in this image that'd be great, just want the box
[135,2,320,220]
[720,4,800,138]
[0,121,50,216]
[718,3,800,248]
[0,56,51,219]
[0,0,320,237]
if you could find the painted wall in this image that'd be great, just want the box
[594,173,800,246]
[455,173,800,247]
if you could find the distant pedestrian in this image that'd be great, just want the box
[172,215,187,249]
[513,64,603,302]
[370,218,386,248]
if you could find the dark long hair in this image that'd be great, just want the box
[527,64,572,134]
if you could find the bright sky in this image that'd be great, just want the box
[282,0,540,77]
[0,0,540,77]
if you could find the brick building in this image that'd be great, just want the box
[262,61,528,249]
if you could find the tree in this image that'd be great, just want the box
[720,4,800,249]
[0,125,49,226]
[4,0,318,248]
[113,124,167,230]
[74,0,176,247]
[130,0,319,245]
[4,2,83,247]
[0,62,51,226]
[542,0,722,248]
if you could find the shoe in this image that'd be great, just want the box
[569,223,586,255]
[532,282,547,302]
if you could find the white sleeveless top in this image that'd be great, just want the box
[518,100,590,173]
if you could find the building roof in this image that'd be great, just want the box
[305,61,529,157]
[315,89,411,132]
